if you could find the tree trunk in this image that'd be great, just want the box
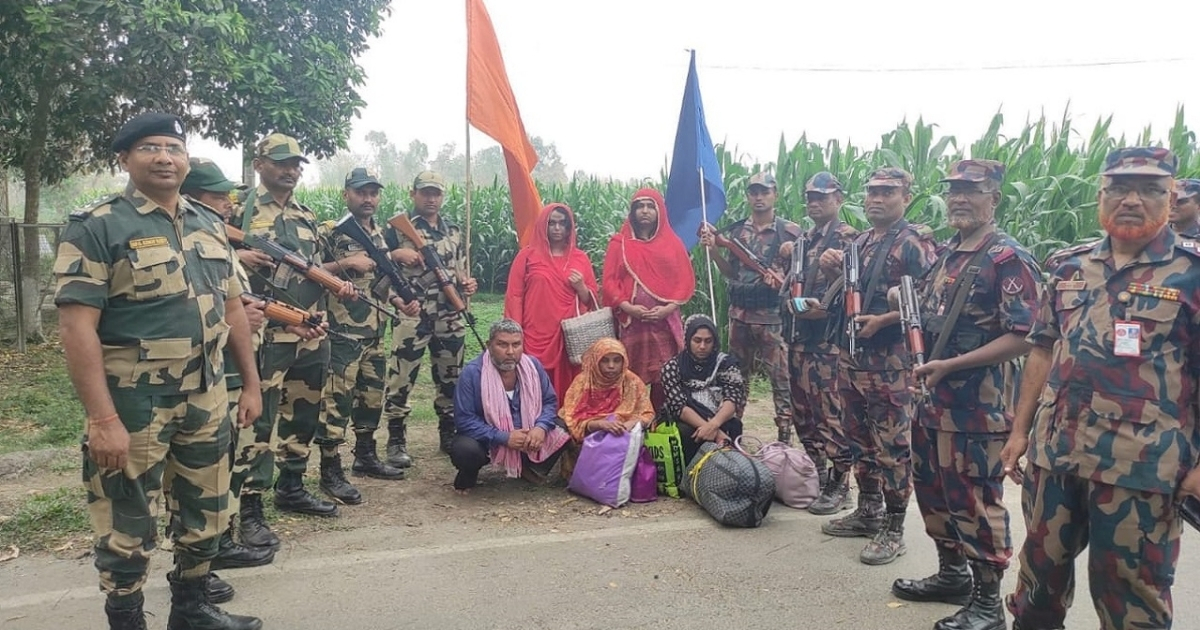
[20,81,54,343]
[0,171,9,218]
[242,140,256,189]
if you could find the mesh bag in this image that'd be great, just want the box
[681,442,775,528]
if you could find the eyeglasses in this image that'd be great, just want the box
[944,186,991,199]
[133,143,187,157]
[1103,184,1169,200]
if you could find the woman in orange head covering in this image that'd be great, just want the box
[601,188,696,408]
[504,203,599,398]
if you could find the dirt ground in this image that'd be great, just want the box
[0,395,782,559]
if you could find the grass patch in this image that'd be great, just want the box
[0,343,84,454]
[0,486,91,552]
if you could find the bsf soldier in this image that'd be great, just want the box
[229,134,357,531]
[1002,148,1200,630]
[382,171,479,461]
[180,159,276,580]
[819,167,937,565]
[55,113,262,630]
[783,172,859,514]
[700,171,801,443]
[315,168,419,481]
[889,160,1041,630]
[1170,178,1200,237]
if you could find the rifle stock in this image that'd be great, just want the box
[789,236,807,299]
[705,228,784,286]
[243,293,349,341]
[386,213,482,346]
[898,275,929,399]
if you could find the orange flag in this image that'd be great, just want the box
[466,0,542,247]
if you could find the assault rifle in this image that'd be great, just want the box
[331,214,420,306]
[898,275,930,399]
[843,241,862,355]
[225,224,398,320]
[787,235,809,313]
[701,224,785,288]
[243,293,351,341]
[387,214,483,347]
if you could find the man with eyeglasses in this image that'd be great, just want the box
[818,167,937,566]
[700,171,802,445]
[54,112,263,629]
[890,160,1041,630]
[783,172,860,515]
[1001,147,1200,630]
[1171,178,1200,238]
[229,134,358,546]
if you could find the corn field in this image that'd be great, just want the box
[295,109,1200,327]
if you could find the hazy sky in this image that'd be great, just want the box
[192,0,1200,183]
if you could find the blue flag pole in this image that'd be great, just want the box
[699,166,717,322]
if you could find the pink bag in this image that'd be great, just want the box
[736,436,820,509]
[629,446,658,503]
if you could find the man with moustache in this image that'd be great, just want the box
[783,172,860,514]
[1001,148,1200,630]
[1170,178,1200,237]
[315,168,420,488]
[819,167,937,566]
[890,160,1041,630]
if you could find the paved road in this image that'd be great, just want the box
[2,492,1197,629]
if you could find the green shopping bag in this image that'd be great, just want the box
[645,420,686,498]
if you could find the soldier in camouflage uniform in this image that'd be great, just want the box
[55,112,262,630]
[382,171,479,461]
[315,167,419,481]
[1001,148,1200,630]
[700,172,800,443]
[229,134,358,525]
[783,172,859,515]
[1171,178,1200,238]
[890,160,1042,630]
[819,167,937,566]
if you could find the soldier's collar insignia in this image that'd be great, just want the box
[129,236,169,250]
[1127,282,1180,302]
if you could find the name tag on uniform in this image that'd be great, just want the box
[1114,321,1141,357]
[129,236,169,250]
[249,219,273,230]
[1057,280,1086,291]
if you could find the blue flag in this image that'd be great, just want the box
[666,50,726,251]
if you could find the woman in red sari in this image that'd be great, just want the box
[504,203,599,399]
[601,188,696,408]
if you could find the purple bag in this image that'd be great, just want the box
[629,446,658,503]
[568,423,644,508]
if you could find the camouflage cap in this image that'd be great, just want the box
[1177,178,1200,200]
[747,172,777,190]
[940,159,1005,185]
[255,133,309,163]
[413,170,447,191]
[182,157,237,193]
[344,167,384,190]
[111,112,186,152]
[805,171,843,194]
[866,167,914,188]
[1100,147,1177,177]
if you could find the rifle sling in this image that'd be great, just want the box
[860,224,902,313]
[927,233,1000,362]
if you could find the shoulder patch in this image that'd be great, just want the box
[987,244,1016,264]
[69,193,121,220]
[1176,239,1200,257]
[908,223,936,239]
[1044,239,1101,268]
[185,196,223,220]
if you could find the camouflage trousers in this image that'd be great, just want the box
[85,386,232,596]
[235,336,330,494]
[728,318,792,435]
[788,346,851,470]
[911,426,1011,567]
[317,336,386,445]
[382,310,465,438]
[841,368,914,510]
[1007,464,1180,630]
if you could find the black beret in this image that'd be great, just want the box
[111,112,187,153]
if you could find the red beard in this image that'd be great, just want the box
[1100,213,1167,242]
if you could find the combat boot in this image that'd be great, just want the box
[237,494,279,550]
[210,529,274,570]
[438,422,456,455]
[860,511,907,565]
[274,469,339,517]
[318,450,362,505]
[776,426,792,445]
[353,432,405,479]
[385,420,414,468]
[892,545,972,605]
[105,591,148,630]
[808,467,852,515]
[166,570,262,630]
[821,490,883,537]
[933,562,1006,630]
[205,573,234,604]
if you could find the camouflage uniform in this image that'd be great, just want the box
[54,186,242,596]
[784,173,859,515]
[381,211,469,453]
[721,198,801,442]
[1008,149,1198,630]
